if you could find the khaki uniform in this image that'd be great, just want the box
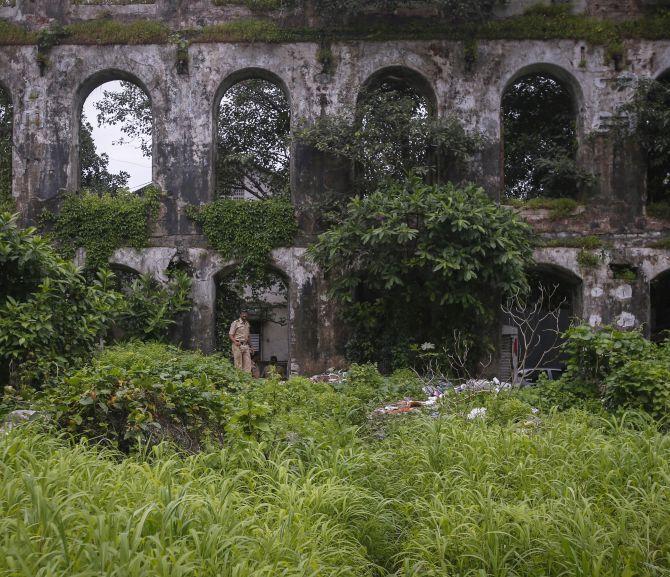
[229,318,252,373]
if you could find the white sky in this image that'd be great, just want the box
[82,81,152,190]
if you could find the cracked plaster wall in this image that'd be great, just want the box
[3,2,670,371]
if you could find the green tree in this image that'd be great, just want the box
[619,76,670,205]
[94,80,152,157]
[216,79,290,199]
[93,78,290,200]
[0,87,12,212]
[502,73,589,200]
[0,213,120,388]
[309,175,533,370]
[299,82,482,202]
[79,115,130,192]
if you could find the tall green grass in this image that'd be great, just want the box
[2,408,670,576]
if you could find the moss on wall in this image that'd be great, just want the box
[2,7,670,47]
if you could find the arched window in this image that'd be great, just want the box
[78,76,152,193]
[502,71,582,200]
[355,67,436,194]
[645,72,670,207]
[215,74,290,200]
[215,268,289,375]
[0,85,12,211]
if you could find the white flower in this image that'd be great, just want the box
[420,342,435,351]
[467,407,487,420]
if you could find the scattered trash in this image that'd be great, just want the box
[455,378,512,394]
[422,379,452,398]
[466,407,487,420]
[310,369,347,384]
[372,398,435,416]
[1,409,44,434]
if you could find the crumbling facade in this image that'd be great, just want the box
[2,0,670,373]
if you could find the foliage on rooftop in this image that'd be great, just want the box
[1,6,670,46]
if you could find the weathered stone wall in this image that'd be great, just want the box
[2,0,670,373]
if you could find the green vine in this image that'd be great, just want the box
[187,198,297,282]
[43,186,160,272]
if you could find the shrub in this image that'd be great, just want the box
[561,325,652,393]
[113,270,192,342]
[40,342,249,451]
[45,187,160,272]
[0,213,120,388]
[604,357,670,421]
[309,176,533,369]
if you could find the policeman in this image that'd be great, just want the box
[229,309,252,373]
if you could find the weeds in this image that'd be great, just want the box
[2,407,669,576]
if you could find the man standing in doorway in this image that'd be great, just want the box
[229,310,252,373]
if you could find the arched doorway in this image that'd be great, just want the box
[501,264,583,381]
[650,269,670,341]
[215,267,290,376]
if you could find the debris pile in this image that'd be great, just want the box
[310,369,347,385]
[372,397,438,416]
[454,377,512,394]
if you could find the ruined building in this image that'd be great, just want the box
[2,0,670,374]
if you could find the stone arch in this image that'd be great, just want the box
[108,262,142,290]
[71,68,155,191]
[357,65,437,116]
[212,67,292,200]
[213,259,291,373]
[501,63,584,114]
[501,63,583,200]
[213,67,291,118]
[527,262,584,318]
[501,261,583,380]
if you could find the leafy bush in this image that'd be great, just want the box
[113,270,192,341]
[40,342,249,451]
[0,213,193,389]
[514,373,602,413]
[187,197,296,283]
[604,356,670,421]
[561,325,652,393]
[309,176,533,369]
[0,213,120,388]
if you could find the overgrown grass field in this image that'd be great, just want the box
[2,405,670,576]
